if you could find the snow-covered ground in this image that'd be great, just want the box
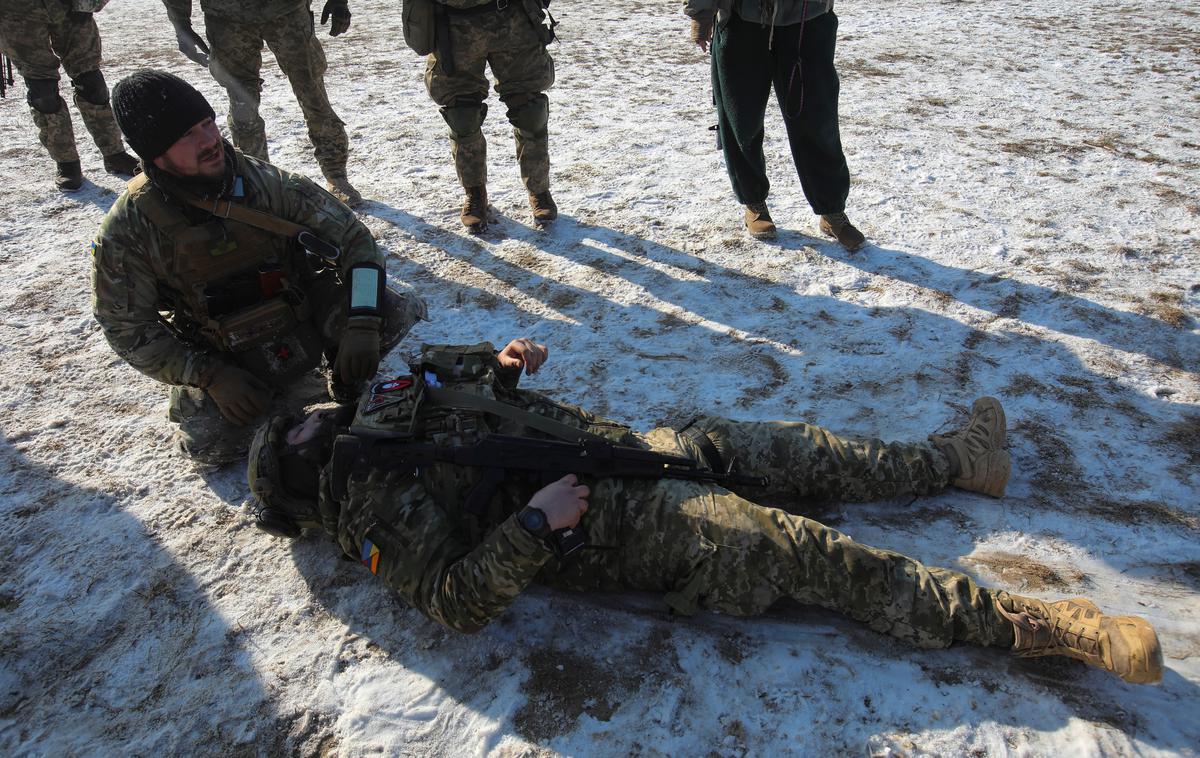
[1,0,1197,754]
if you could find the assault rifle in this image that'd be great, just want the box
[330,432,770,556]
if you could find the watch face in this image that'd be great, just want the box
[521,507,547,534]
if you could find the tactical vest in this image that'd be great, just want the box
[127,173,327,383]
[340,342,639,530]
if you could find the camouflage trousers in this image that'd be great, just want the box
[205,8,349,179]
[425,5,554,193]
[543,420,1014,650]
[169,287,422,466]
[0,8,124,162]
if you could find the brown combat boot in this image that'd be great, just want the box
[55,160,83,192]
[102,151,140,177]
[326,175,363,208]
[819,212,866,251]
[996,592,1163,685]
[461,185,489,233]
[529,190,558,226]
[929,396,1009,497]
[744,202,777,239]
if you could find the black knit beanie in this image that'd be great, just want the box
[111,70,216,161]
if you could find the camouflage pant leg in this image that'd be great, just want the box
[615,479,1012,649]
[168,371,331,466]
[488,9,554,194]
[205,16,269,161]
[262,9,349,178]
[30,104,79,162]
[0,9,79,161]
[425,14,492,189]
[651,416,952,509]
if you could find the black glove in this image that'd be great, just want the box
[173,22,211,67]
[320,0,351,37]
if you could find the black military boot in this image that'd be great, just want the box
[461,185,489,233]
[819,212,866,251]
[102,151,140,177]
[55,160,83,191]
[529,190,558,226]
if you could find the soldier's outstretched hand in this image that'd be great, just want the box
[528,474,590,530]
[321,0,352,37]
[498,338,549,375]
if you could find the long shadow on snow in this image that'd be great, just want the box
[0,430,277,754]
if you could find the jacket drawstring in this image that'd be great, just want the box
[784,0,810,118]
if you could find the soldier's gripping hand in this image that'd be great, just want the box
[334,318,381,386]
[172,21,211,67]
[690,10,715,53]
[321,0,352,36]
[528,474,590,530]
[498,338,549,376]
[204,364,272,426]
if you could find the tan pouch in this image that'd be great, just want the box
[218,298,298,351]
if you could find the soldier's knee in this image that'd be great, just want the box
[504,93,548,135]
[24,78,64,113]
[440,100,487,138]
[71,69,109,105]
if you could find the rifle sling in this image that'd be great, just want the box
[126,173,309,239]
[424,386,621,447]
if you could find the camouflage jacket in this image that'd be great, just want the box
[162,0,309,24]
[323,351,662,633]
[91,147,384,388]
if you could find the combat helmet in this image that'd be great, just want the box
[247,412,338,538]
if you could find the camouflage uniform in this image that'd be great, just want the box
[326,358,1013,650]
[0,0,126,162]
[425,1,555,193]
[91,146,426,463]
[162,0,350,180]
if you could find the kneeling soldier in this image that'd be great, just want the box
[91,70,426,466]
[246,339,1163,686]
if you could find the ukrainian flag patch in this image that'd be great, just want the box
[360,539,380,574]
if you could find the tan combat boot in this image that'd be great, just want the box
[819,212,866,251]
[997,592,1163,685]
[929,396,1009,497]
[326,174,363,208]
[461,185,489,233]
[529,190,558,226]
[744,202,777,239]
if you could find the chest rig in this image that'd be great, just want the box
[127,173,317,358]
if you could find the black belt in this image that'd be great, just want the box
[443,0,513,16]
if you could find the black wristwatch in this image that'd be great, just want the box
[518,506,553,540]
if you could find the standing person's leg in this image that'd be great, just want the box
[0,9,82,186]
[711,15,775,206]
[206,17,269,160]
[425,13,492,230]
[51,13,136,175]
[489,9,555,221]
[263,9,356,204]
[774,11,849,216]
[774,11,862,250]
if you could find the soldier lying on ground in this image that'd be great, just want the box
[91,70,426,466]
[247,338,1163,685]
